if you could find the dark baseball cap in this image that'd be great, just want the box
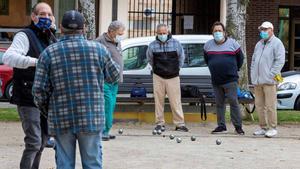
[61,10,84,30]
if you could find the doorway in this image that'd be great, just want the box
[290,19,300,70]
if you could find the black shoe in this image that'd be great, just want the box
[211,126,228,134]
[102,135,110,141]
[154,125,165,132]
[175,126,189,132]
[235,127,245,135]
[109,135,116,139]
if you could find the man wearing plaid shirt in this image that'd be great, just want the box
[32,10,119,169]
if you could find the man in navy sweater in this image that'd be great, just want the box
[204,21,245,135]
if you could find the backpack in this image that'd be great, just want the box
[237,87,254,100]
[181,85,207,121]
[130,83,147,98]
[237,87,255,114]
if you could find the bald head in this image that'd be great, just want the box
[32,2,52,15]
[31,2,53,23]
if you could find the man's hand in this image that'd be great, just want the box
[274,74,283,83]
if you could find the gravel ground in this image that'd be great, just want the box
[0,122,300,169]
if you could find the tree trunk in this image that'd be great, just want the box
[78,0,96,40]
[226,0,253,120]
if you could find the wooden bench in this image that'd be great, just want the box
[118,74,255,120]
[117,74,254,105]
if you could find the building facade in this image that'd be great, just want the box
[0,0,299,71]
[247,0,300,71]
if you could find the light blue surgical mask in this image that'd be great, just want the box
[260,31,269,39]
[115,35,123,43]
[213,32,224,42]
[157,34,168,42]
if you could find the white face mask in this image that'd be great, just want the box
[115,35,123,43]
[157,34,168,42]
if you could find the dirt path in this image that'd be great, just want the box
[0,122,300,169]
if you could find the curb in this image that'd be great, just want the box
[114,111,217,123]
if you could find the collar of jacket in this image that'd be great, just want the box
[28,22,55,45]
[103,33,118,44]
[59,34,85,42]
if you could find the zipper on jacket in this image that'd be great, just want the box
[257,42,266,84]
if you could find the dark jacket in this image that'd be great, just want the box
[146,35,185,79]
[11,24,55,106]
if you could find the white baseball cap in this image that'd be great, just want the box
[258,21,274,30]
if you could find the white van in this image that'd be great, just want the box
[120,35,213,76]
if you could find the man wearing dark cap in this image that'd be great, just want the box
[32,10,120,169]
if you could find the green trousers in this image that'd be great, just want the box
[103,82,119,136]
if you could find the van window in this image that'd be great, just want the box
[123,45,148,70]
[182,43,206,68]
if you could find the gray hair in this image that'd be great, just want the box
[108,21,125,32]
[156,23,168,31]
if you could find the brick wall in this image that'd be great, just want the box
[246,0,280,65]
[280,0,300,6]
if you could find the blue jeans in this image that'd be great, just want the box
[103,82,118,136]
[54,131,102,169]
[212,81,242,128]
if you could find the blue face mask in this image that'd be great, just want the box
[35,17,52,30]
[213,32,224,42]
[157,34,168,42]
[260,31,269,39]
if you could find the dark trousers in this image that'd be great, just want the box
[17,106,47,169]
[212,81,242,128]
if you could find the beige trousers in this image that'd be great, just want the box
[254,84,277,129]
[153,74,185,126]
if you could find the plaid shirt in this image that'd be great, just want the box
[32,34,119,135]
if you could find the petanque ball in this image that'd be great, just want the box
[157,130,162,135]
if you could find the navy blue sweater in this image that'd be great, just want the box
[204,38,244,85]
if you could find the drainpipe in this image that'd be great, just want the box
[220,0,227,26]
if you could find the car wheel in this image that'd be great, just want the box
[5,82,13,100]
[295,95,300,110]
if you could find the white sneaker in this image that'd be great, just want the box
[253,128,267,136]
[265,128,278,138]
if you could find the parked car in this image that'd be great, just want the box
[0,48,13,99]
[120,35,213,76]
[0,74,2,98]
[277,71,300,110]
